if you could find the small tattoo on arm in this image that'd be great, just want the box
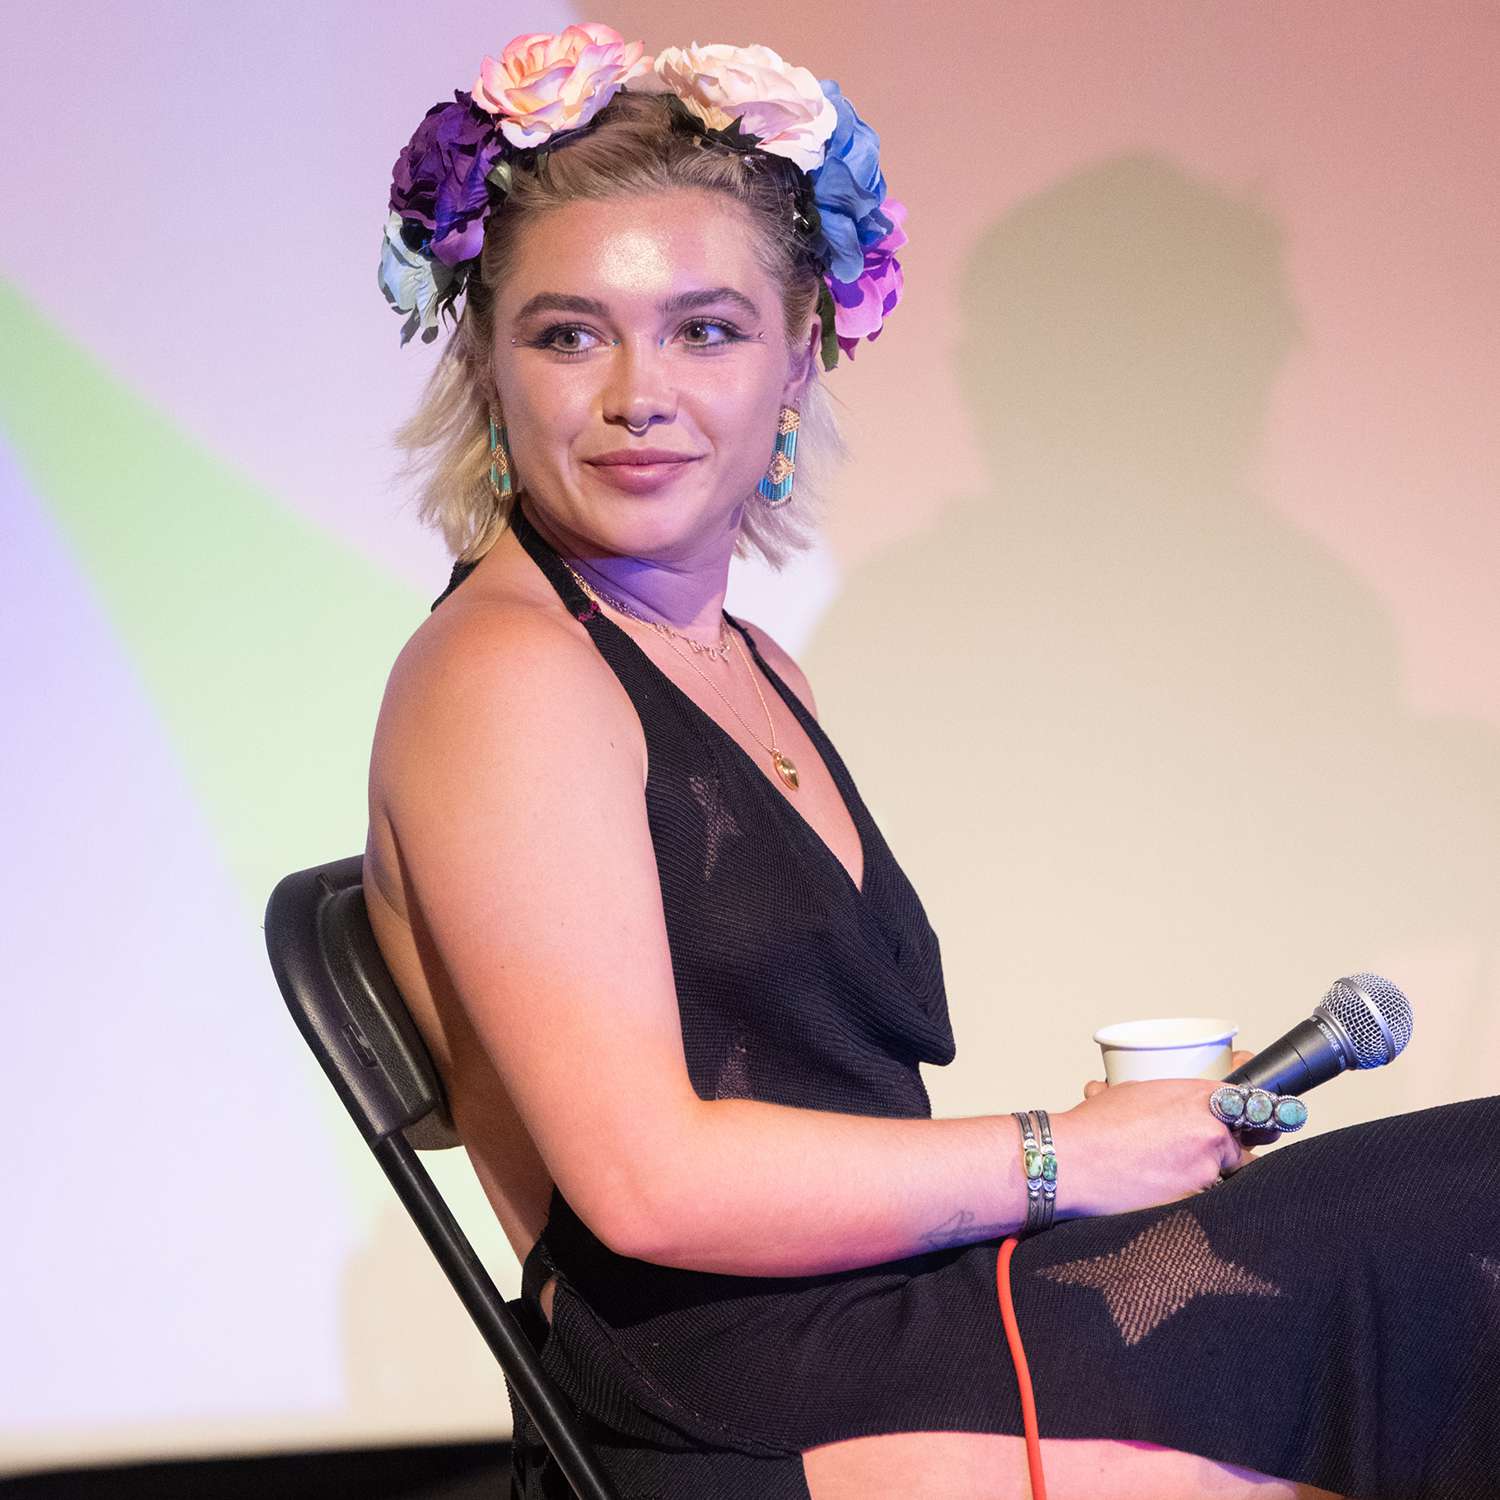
[919,1209,1011,1252]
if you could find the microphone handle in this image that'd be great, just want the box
[1221,1013,1353,1095]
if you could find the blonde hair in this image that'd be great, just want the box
[393,91,846,570]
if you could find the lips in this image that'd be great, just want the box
[584,449,703,494]
[586,449,701,466]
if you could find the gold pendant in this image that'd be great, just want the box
[773,750,800,790]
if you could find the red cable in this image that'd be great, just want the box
[997,1236,1048,1500]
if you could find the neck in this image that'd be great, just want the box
[519,498,734,644]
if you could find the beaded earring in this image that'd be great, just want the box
[755,406,800,507]
[488,414,514,501]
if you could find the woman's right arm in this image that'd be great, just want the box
[378,609,1250,1280]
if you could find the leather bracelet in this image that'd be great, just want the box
[1013,1109,1058,1233]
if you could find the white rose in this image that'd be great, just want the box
[649,43,838,171]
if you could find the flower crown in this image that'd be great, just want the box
[378,25,906,370]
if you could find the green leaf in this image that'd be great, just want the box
[816,282,841,371]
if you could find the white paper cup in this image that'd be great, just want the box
[1093,1017,1239,1083]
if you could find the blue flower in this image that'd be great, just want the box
[809,80,892,284]
[378,211,458,345]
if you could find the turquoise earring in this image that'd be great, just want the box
[756,406,800,507]
[488,414,513,500]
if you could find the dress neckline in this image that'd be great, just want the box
[668,611,869,900]
[507,501,871,902]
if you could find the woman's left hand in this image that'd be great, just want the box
[1083,1050,1282,1149]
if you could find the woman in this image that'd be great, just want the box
[361,26,1500,1500]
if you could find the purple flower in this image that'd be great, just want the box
[809,80,892,284]
[826,198,907,357]
[389,91,506,267]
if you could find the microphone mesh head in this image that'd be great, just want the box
[1319,973,1414,1067]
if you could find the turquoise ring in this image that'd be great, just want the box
[1243,1088,1276,1127]
[1210,1084,1309,1135]
[1271,1095,1309,1132]
[1209,1084,1247,1125]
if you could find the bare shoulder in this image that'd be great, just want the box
[373,588,645,802]
[365,584,650,924]
[731,616,820,720]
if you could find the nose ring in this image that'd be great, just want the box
[624,419,651,437]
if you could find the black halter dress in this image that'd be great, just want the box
[432,504,1500,1500]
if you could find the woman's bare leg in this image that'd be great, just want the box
[802,1431,1348,1500]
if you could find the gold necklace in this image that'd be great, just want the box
[666,627,801,791]
[559,559,735,663]
[564,565,799,791]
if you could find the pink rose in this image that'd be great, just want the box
[647,43,837,172]
[828,198,907,356]
[473,24,651,148]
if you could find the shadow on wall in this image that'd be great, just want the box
[805,153,1500,1136]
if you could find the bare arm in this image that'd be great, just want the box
[631,1100,1030,1274]
[378,607,1242,1279]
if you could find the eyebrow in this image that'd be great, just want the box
[514,287,761,322]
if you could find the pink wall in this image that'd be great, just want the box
[615,0,1500,724]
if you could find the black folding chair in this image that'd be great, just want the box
[264,853,621,1500]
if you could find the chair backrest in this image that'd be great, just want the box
[264,853,620,1500]
[265,853,460,1151]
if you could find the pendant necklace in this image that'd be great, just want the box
[559,560,800,791]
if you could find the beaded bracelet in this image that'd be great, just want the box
[1012,1109,1058,1233]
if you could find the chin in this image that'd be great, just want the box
[573,484,744,559]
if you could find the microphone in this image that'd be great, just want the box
[1221,972,1414,1096]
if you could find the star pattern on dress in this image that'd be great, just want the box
[688,769,742,880]
[1035,1208,1282,1347]
[713,1030,753,1100]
